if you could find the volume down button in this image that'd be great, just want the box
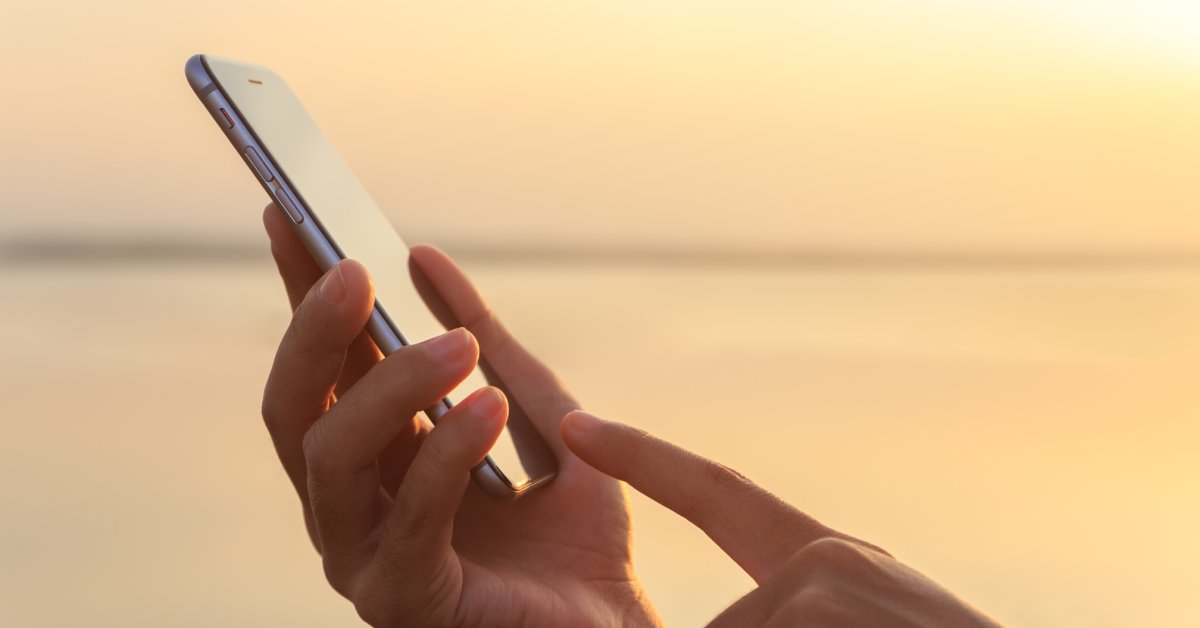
[244,146,274,182]
[271,182,305,225]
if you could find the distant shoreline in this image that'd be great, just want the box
[4,236,1200,271]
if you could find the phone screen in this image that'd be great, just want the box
[206,57,553,492]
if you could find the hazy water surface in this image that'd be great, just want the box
[2,260,1199,627]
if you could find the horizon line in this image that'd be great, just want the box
[4,236,1200,271]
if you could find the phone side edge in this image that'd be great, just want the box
[184,55,556,499]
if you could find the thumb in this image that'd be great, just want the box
[561,411,872,583]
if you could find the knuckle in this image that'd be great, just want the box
[352,564,414,627]
[459,303,493,329]
[354,558,459,628]
[795,535,887,583]
[353,597,388,628]
[420,430,464,473]
[480,313,514,357]
[282,312,307,347]
[354,592,420,628]
[302,510,323,555]
[385,437,463,537]
[284,300,330,354]
[687,458,754,522]
[301,421,338,481]
[462,307,518,361]
[620,425,666,467]
[854,537,893,559]
[624,425,655,453]
[700,458,747,490]
[387,501,439,550]
[803,536,861,562]
[260,395,282,435]
[375,345,432,390]
[321,555,354,598]
[404,504,439,536]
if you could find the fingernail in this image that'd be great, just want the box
[462,387,505,422]
[566,411,603,433]
[423,328,471,364]
[319,264,347,304]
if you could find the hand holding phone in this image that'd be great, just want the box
[259,207,660,626]
[260,224,995,627]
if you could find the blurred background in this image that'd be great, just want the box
[2,1,1199,626]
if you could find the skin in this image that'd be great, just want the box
[260,203,1000,627]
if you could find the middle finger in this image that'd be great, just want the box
[302,329,479,576]
[262,260,375,513]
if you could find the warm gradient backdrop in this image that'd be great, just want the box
[2,0,1199,250]
[2,2,1199,627]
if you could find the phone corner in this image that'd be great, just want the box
[184,54,211,94]
[472,464,557,501]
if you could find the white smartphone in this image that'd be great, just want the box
[185,54,556,499]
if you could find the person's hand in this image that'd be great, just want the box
[561,412,1001,627]
[259,204,659,627]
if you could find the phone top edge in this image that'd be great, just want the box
[184,54,212,94]
[187,54,289,97]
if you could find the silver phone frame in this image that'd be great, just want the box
[186,54,555,500]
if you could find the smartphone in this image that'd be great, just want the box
[185,54,556,499]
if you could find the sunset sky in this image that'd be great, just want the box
[1,0,1198,252]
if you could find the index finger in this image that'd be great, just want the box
[264,203,383,395]
[560,411,885,583]
[263,202,322,310]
